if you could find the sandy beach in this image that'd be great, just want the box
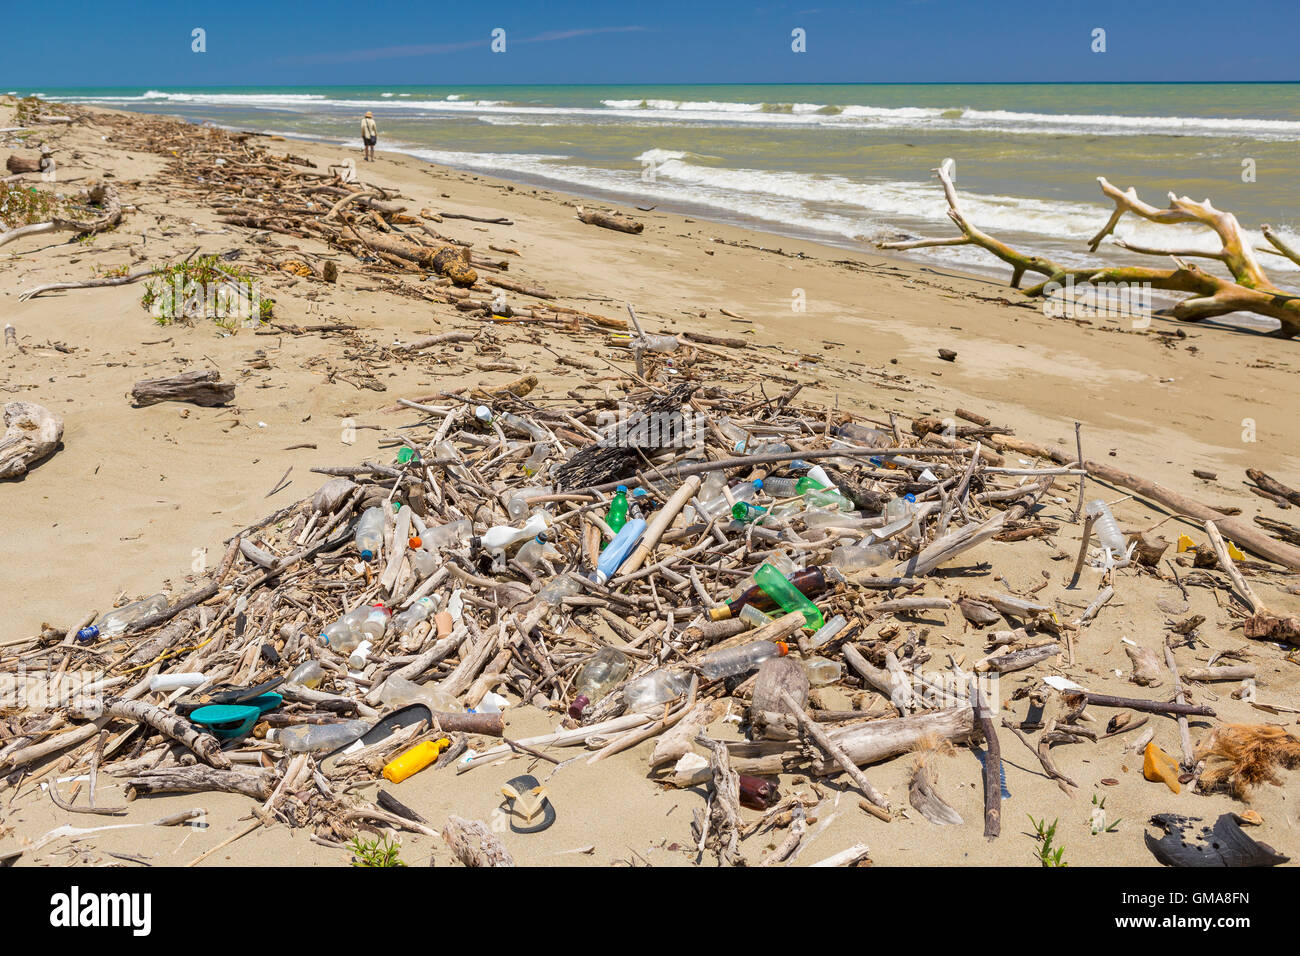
[2,98,1297,868]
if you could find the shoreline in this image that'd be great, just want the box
[2,99,1298,868]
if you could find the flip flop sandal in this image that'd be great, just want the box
[189,704,262,740]
[320,703,433,771]
[501,774,556,834]
[189,691,283,740]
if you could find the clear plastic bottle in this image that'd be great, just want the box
[354,505,387,562]
[516,534,559,573]
[391,596,438,635]
[698,640,789,681]
[761,475,826,498]
[357,604,391,641]
[419,518,472,551]
[835,423,893,449]
[288,659,325,688]
[538,572,583,607]
[622,669,692,714]
[739,604,775,628]
[807,614,847,650]
[522,443,550,477]
[378,674,460,713]
[506,486,552,520]
[804,655,842,686]
[573,647,631,704]
[885,493,917,523]
[698,479,762,522]
[714,417,750,454]
[803,485,854,513]
[1086,499,1129,562]
[830,541,896,571]
[271,719,370,754]
[320,605,369,653]
[436,441,472,482]
[78,593,169,641]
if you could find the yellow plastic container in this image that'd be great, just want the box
[382,738,450,784]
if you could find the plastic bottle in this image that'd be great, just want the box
[1086,499,1129,562]
[761,475,826,498]
[77,593,169,642]
[698,479,762,522]
[539,572,584,607]
[714,417,750,454]
[698,640,789,681]
[830,541,896,571]
[803,485,854,513]
[835,423,893,449]
[472,512,548,558]
[354,505,387,562]
[506,486,552,520]
[711,567,828,621]
[731,501,769,524]
[288,660,325,688]
[804,655,843,686]
[573,647,631,704]
[348,640,373,671]
[605,486,630,535]
[805,465,834,489]
[885,493,917,523]
[516,534,559,573]
[807,614,847,650]
[378,674,460,713]
[420,518,472,551]
[320,606,368,653]
[391,596,438,636]
[622,669,692,714]
[755,562,825,631]
[271,719,370,754]
[436,441,472,482]
[593,517,647,584]
[356,604,391,641]
[523,443,550,477]
[382,738,451,783]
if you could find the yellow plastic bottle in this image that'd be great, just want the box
[382,738,450,783]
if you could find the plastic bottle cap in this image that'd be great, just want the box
[616,485,628,494]
[753,479,763,489]
[904,493,916,502]
[408,536,422,549]
[360,549,375,561]
[775,641,790,657]
[475,405,492,422]
[632,488,648,498]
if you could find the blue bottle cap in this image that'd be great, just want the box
[904,493,916,502]
[360,549,375,561]
[753,478,763,489]
[631,488,648,498]
[76,625,100,643]
[616,485,628,494]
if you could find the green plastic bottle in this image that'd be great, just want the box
[731,501,768,523]
[755,562,825,631]
[606,485,630,535]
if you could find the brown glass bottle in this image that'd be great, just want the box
[709,567,827,621]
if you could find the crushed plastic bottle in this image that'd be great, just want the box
[804,655,843,686]
[573,647,631,706]
[539,572,584,607]
[77,593,168,642]
[391,596,438,636]
[807,614,848,650]
[378,674,460,713]
[288,659,325,688]
[271,719,370,754]
[622,668,692,714]
[830,540,896,571]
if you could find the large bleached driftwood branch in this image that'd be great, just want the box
[880,161,1300,338]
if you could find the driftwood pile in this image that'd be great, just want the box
[3,367,1298,866]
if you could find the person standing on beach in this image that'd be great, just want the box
[361,111,378,162]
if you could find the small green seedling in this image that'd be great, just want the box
[348,834,407,867]
[1028,814,1068,867]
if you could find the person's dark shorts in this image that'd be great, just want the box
[363,136,377,147]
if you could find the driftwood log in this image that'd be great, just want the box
[442,816,514,867]
[0,181,122,249]
[0,401,63,479]
[575,205,643,234]
[881,159,1300,338]
[131,369,235,407]
[124,766,275,801]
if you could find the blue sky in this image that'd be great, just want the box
[4,0,1297,86]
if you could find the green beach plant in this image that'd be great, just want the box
[348,834,407,867]
[1028,814,1068,867]
[141,255,273,328]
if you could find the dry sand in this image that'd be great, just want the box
[1,101,1297,867]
